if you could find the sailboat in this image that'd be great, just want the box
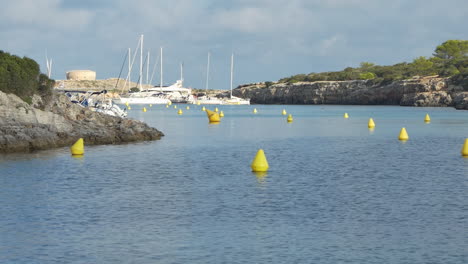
[223,53,250,105]
[195,52,225,105]
[146,50,195,104]
[114,35,171,105]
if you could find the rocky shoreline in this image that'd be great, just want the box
[233,76,468,110]
[0,91,163,153]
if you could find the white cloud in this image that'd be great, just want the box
[2,0,468,87]
[0,0,93,31]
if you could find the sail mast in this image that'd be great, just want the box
[206,52,210,93]
[160,47,163,89]
[146,51,150,86]
[139,34,143,91]
[180,62,184,86]
[128,48,131,88]
[230,53,234,98]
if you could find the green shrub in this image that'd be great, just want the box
[0,50,54,104]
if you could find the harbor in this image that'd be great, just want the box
[1,104,467,263]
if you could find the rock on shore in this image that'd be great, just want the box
[0,91,163,153]
[234,76,468,110]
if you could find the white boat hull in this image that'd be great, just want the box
[114,96,171,105]
[195,99,225,105]
[223,96,250,105]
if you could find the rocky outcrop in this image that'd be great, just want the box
[55,78,146,92]
[0,91,163,153]
[234,76,468,109]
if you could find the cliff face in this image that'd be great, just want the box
[0,91,163,153]
[234,76,468,110]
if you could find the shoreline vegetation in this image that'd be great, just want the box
[0,40,467,153]
[231,40,467,108]
[276,40,468,84]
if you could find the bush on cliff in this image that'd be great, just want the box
[0,50,54,106]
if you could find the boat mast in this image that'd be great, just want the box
[45,50,52,78]
[180,62,184,86]
[206,52,210,93]
[146,51,150,86]
[230,53,234,98]
[139,34,143,91]
[128,48,131,88]
[160,47,163,89]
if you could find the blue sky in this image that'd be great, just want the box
[1,0,468,90]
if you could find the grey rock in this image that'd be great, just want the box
[234,76,468,109]
[0,91,163,153]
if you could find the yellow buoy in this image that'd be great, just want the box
[166,104,169,108]
[128,106,131,110]
[202,106,206,111]
[197,101,200,105]
[215,107,219,112]
[186,106,190,110]
[70,138,84,155]
[398,127,409,141]
[251,149,269,172]
[174,105,177,109]
[253,108,258,114]
[177,109,183,115]
[287,114,293,123]
[168,101,172,105]
[344,113,349,118]
[368,118,375,128]
[461,138,468,156]
[143,107,147,112]
[282,109,287,115]
[125,102,129,107]
[206,109,220,122]
[424,113,431,123]
[219,111,224,117]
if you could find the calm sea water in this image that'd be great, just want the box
[1,105,467,264]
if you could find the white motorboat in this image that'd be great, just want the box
[64,90,127,118]
[148,80,195,104]
[114,92,170,105]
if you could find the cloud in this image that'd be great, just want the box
[0,0,93,31]
[1,0,468,88]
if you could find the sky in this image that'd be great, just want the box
[1,0,468,90]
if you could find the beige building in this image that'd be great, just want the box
[66,70,96,81]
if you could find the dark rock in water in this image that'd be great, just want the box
[234,76,468,109]
[0,91,163,153]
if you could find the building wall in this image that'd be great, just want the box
[66,70,96,81]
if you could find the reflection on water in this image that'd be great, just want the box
[0,105,467,264]
[253,171,268,185]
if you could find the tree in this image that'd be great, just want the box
[409,56,435,76]
[433,40,468,60]
[0,50,54,104]
[360,62,375,72]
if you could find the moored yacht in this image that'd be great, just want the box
[113,35,172,105]
[193,52,225,105]
[223,53,250,105]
